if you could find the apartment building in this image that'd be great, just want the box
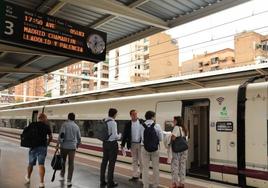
[148,32,180,80]
[0,88,15,105]
[93,61,109,90]
[14,76,45,102]
[66,61,95,94]
[181,31,268,75]
[235,31,268,65]
[109,38,149,87]
[46,69,67,97]
[109,32,179,87]
[181,48,235,75]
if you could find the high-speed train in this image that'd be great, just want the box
[0,77,268,188]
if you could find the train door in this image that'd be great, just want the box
[32,110,38,123]
[183,100,210,178]
[244,85,268,187]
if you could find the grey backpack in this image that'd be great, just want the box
[96,119,112,141]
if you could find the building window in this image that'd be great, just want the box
[144,46,148,52]
[101,81,108,86]
[102,65,109,70]
[102,73,109,78]
[144,54,149,60]
[144,64,149,70]
[83,84,89,88]
[211,57,219,64]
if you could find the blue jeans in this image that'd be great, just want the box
[29,146,47,166]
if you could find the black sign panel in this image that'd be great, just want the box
[216,121,233,132]
[0,1,106,62]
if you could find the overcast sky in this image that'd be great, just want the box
[166,0,268,64]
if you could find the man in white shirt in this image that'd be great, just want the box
[100,108,121,188]
[121,109,143,181]
[140,111,163,188]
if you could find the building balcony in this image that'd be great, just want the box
[101,69,109,74]
[210,62,219,67]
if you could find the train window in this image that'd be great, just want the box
[164,120,173,132]
[48,119,128,139]
[0,119,27,129]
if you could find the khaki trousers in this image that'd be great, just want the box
[141,147,159,188]
[130,143,142,177]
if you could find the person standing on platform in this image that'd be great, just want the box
[170,116,188,188]
[25,113,52,188]
[141,111,163,188]
[100,108,121,188]
[121,109,143,181]
[57,112,81,187]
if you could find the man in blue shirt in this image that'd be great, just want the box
[100,108,121,188]
[57,113,81,187]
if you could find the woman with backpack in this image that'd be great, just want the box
[170,116,188,188]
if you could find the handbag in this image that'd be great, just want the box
[51,148,64,182]
[171,127,188,153]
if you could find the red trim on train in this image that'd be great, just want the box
[209,164,268,181]
[209,164,237,175]
[240,168,268,181]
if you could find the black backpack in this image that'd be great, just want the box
[20,122,39,148]
[143,123,159,152]
[96,119,112,142]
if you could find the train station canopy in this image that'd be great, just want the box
[2,63,267,109]
[0,0,249,90]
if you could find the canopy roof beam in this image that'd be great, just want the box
[90,0,150,29]
[0,67,44,74]
[255,68,268,76]
[61,0,169,29]
[184,79,205,88]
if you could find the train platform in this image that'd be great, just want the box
[0,136,238,188]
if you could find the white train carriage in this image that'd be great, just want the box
[0,79,268,188]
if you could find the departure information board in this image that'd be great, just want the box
[0,1,107,62]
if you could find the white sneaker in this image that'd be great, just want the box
[67,181,72,186]
[24,175,30,184]
[39,182,45,188]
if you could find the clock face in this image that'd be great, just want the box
[86,34,105,55]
